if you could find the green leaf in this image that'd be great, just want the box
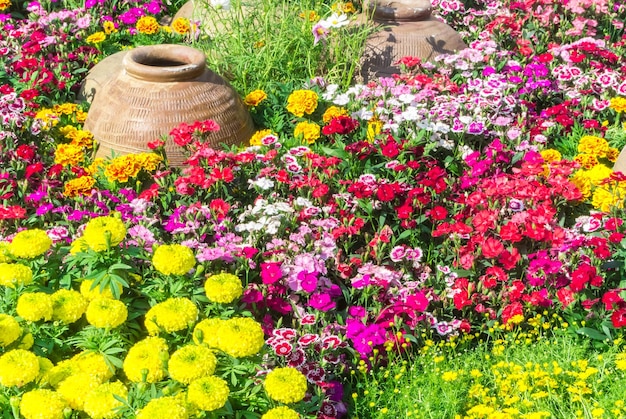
[576,327,609,341]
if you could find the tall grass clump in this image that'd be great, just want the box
[189,0,375,92]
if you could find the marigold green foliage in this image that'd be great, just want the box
[0,349,40,387]
[192,318,226,348]
[152,244,196,275]
[0,262,33,287]
[0,242,13,262]
[19,389,67,419]
[86,297,128,328]
[145,297,198,334]
[168,345,217,384]
[9,229,52,259]
[187,376,230,412]
[204,273,243,303]
[83,381,128,419]
[51,289,87,324]
[57,372,100,410]
[16,292,54,322]
[286,89,318,117]
[82,216,127,252]
[123,336,169,383]
[80,278,120,300]
[136,395,189,419]
[262,406,301,419]
[0,313,21,347]
[216,317,265,357]
[264,367,308,404]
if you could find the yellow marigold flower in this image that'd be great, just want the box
[586,164,613,186]
[0,262,33,288]
[18,332,34,350]
[249,129,276,146]
[72,351,115,383]
[592,185,626,212]
[171,16,190,34]
[86,31,106,44]
[53,103,77,115]
[51,289,87,324]
[193,318,226,348]
[322,105,348,123]
[68,129,94,148]
[294,121,321,144]
[9,228,52,259]
[44,359,79,388]
[607,147,620,162]
[0,314,21,347]
[169,345,217,384]
[540,149,562,163]
[86,297,128,329]
[82,215,127,252]
[87,157,106,176]
[136,396,189,419]
[574,153,599,170]
[610,97,626,113]
[34,108,59,128]
[218,317,265,358]
[104,154,142,183]
[84,381,128,419]
[262,406,301,419]
[16,292,53,322]
[152,244,196,276]
[103,20,117,35]
[578,135,609,157]
[135,152,163,171]
[0,242,13,263]
[145,297,198,335]
[286,89,318,117]
[188,376,230,411]
[20,389,67,419]
[0,0,11,11]
[136,15,160,34]
[63,175,96,198]
[204,273,243,304]
[0,349,40,387]
[264,367,307,404]
[54,143,84,166]
[570,170,591,199]
[57,372,100,410]
[123,336,169,383]
[37,357,54,381]
[244,89,268,107]
[80,278,120,300]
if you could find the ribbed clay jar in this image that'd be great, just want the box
[84,44,255,167]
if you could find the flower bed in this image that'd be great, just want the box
[1,0,626,418]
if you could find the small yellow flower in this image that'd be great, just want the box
[171,17,191,34]
[244,89,268,107]
[103,20,117,34]
[86,31,106,44]
[610,97,626,113]
[136,15,160,35]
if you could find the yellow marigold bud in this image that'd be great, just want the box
[152,244,196,276]
[43,359,79,388]
[188,376,230,411]
[244,89,268,107]
[19,389,67,419]
[193,318,226,348]
[264,367,308,404]
[0,242,13,263]
[17,292,53,322]
[0,314,21,347]
[217,317,265,358]
[82,215,127,252]
[9,229,52,259]
[69,237,89,255]
[51,289,87,324]
[0,262,33,288]
[86,297,128,328]
[18,333,34,350]
[168,345,217,384]
[136,396,188,419]
[204,272,243,304]
[84,381,128,419]
[0,349,40,387]
[123,337,169,383]
[262,406,301,419]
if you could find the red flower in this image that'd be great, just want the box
[501,301,523,324]
[498,247,521,270]
[428,205,448,221]
[602,291,623,310]
[380,138,400,158]
[481,237,504,259]
[0,205,26,220]
[139,183,159,201]
[395,202,413,220]
[26,162,45,179]
[376,183,396,202]
[209,198,230,220]
[611,308,626,328]
[322,116,359,136]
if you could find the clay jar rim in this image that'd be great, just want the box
[123,44,207,82]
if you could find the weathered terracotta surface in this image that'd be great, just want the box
[78,50,128,104]
[360,0,466,80]
[613,147,626,174]
[83,44,254,167]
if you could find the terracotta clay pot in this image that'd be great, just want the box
[359,0,466,81]
[83,44,254,167]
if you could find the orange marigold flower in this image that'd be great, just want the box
[136,16,160,35]
[64,176,97,198]
[55,143,85,167]
[171,17,190,34]
[244,90,268,107]
[286,90,318,117]
[104,155,142,183]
